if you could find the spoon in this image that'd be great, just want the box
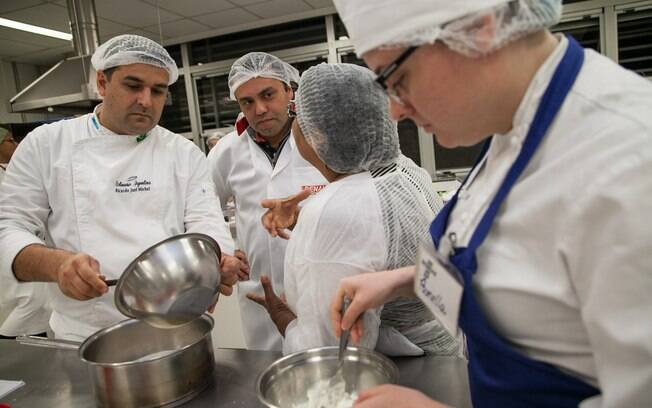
[338,297,351,362]
[326,297,352,392]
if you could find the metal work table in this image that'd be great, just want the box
[0,340,471,407]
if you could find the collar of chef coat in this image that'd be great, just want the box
[449,35,569,247]
[90,104,149,142]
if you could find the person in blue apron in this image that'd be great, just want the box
[328,1,652,407]
[0,35,245,341]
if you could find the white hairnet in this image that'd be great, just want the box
[228,52,300,100]
[91,34,179,84]
[295,63,399,174]
[333,0,562,57]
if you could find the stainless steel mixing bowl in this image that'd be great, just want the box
[114,233,222,329]
[257,346,399,408]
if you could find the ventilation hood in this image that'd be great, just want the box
[10,0,101,114]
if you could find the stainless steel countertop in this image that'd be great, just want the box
[0,340,471,407]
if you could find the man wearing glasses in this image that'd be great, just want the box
[207,52,326,351]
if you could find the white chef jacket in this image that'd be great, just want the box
[445,36,652,408]
[0,165,52,338]
[283,172,384,355]
[208,124,326,350]
[0,278,51,337]
[0,107,234,341]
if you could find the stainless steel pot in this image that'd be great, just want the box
[18,314,215,408]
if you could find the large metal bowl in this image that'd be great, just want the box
[257,346,399,408]
[115,233,222,329]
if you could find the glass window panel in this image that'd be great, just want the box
[551,15,601,52]
[433,139,484,172]
[164,44,183,68]
[334,14,349,40]
[159,79,191,134]
[617,8,652,78]
[190,18,327,65]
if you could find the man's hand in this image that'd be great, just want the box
[219,255,247,295]
[354,384,450,408]
[234,249,250,280]
[246,275,296,336]
[260,189,311,239]
[56,253,108,300]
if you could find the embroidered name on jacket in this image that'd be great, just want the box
[115,176,152,193]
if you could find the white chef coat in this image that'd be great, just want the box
[0,107,234,341]
[0,278,51,337]
[283,172,384,355]
[445,36,652,408]
[208,124,326,350]
[0,165,52,338]
[282,164,454,357]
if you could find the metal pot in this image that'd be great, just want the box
[18,314,215,408]
[257,346,399,408]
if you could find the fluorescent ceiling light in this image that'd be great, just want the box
[0,17,72,41]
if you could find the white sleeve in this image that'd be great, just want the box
[206,138,233,209]
[563,148,652,408]
[182,147,235,256]
[0,132,48,283]
[283,260,381,356]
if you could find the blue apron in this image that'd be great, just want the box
[429,36,600,407]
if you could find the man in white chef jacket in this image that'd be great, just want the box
[0,35,241,341]
[207,52,327,350]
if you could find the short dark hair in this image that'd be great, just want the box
[102,66,118,81]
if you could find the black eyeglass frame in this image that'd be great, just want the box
[374,46,418,91]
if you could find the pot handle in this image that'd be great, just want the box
[16,335,81,350]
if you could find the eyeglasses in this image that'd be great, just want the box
[374,46,418,106]
[287,100,297,118]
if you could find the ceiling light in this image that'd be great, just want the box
[0,17,72,41]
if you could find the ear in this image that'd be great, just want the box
[96,71,108,97]
[473,13,498,54]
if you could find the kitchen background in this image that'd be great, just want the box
[0,0,650,348]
